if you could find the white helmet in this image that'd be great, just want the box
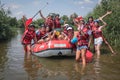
[63,24,69,28]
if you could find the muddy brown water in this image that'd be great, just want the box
[0,30,120,80]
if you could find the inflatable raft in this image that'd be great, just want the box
[31,40,75,57]
[31,40,93,62]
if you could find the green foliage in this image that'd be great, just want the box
[33,19,44,28]
[0,2,17,41]
[86,0,120,47]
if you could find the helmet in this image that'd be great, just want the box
[94,19,100,23]
[48,13,54,17]
[28,24,35,28]
[63,24,69,28]
[67,26,74,30]
[55,14,59,17]
[67,27,73,30]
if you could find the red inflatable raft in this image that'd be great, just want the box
[31,40,74,57]
[31,40,93,62]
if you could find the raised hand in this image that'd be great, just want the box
[98,17,102,21]
[106,11,112,15]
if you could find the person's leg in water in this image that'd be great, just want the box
[76,50,81,62]
[103,37,116,55]
[95,44,101,58]
[81,48,87,66]
[23,45,27,54]
[26,44,32,59]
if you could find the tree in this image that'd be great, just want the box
[0,1,17,40]
[85,0,120,47]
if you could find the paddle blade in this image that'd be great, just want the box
[25,18,33,27]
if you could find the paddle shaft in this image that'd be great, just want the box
[32,2,48,19]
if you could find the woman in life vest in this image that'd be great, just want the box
[36,24,47,43]
[88,11,116,55]
[64,27,74,41]
[43,26,54,42]
[36,24,46,41]
[74,17,92,65]
[87,11,112,30]
[62,24,69,35]
[92,17,107,58]
[64,26,77,50]
[21,24,37,58]
[39,10,55,31]
[54,14,61,29]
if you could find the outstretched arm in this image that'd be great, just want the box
[39,10,46,21]
[99,17,107,29]
[73,19,79,27]
[22,15,28,30]
[98,11,112,19]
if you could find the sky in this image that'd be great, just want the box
[2,0,101,20]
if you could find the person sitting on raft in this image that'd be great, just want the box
[39,10,55,31]
[21,24,37,58]
[37,25,56,43]
[54,14,62,29]
[64,26,74,41]
[62,24,69,35]
[64,26,77,51]
[36,24,46,43]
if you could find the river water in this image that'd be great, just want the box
[0,30,120,80]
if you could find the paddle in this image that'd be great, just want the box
[32,2,48,19]
[25,2,49,27]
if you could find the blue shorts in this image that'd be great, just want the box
[77,45,88,50]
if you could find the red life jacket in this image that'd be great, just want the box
[92,26,102,38]
[54,18,61,28]
[63,27,68,35]
[45,19,54,30]
[89,21,94,30]
[87,21,94,30]
[67,32,74,41]
[77,27,89,46]
[22,29,35,45]
[66,31,76,50]
[36,30,46,41]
